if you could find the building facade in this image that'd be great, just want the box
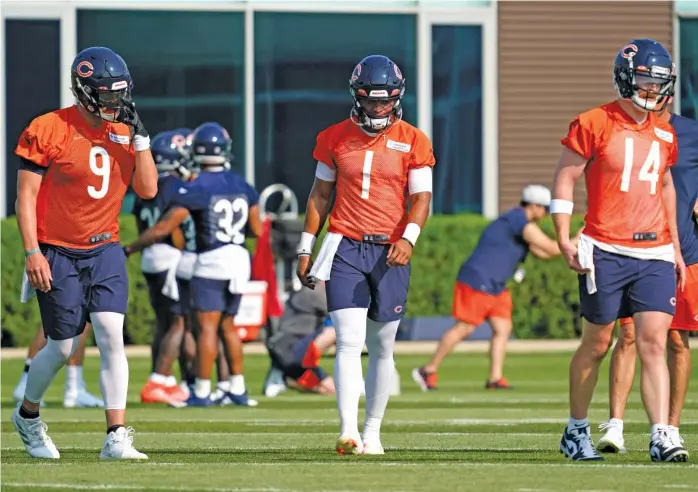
[1,1,691,219]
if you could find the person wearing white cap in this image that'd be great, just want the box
[413,185,577,391]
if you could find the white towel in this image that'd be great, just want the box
[161,258,180,301]
[20,270,36,303]
[309,233,343,281]
[577,234,597,295]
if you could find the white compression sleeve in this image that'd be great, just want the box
[24,336,81,403]
[363,319,400,440]
[330,308,368,438]
[90,312,129,410]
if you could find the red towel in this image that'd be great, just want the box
[251,218,283,317]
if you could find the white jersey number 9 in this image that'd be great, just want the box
[214,198,249,245]
[87,146,111,200]
[620,138,661,195]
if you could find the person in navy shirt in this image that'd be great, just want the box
[413,185,578,391]
[126,122,262,407]
[128,129,196,405]
[598,106,698,456]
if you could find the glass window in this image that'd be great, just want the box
[254,12,417,202]
[680,19,698,119]
[78,9,245,213]
[431,25,483,214]
[5,20,61,216]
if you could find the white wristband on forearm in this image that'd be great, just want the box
[297,232,316,256]
[133,135,150,152]
[550,199,574,215]
[402,223,421,247]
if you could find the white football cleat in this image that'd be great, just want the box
[597,419,627,454]
[336,435,363,456]
[63,388,104,408]
[362,437,385,455]
[100,427,148,460]
[264,367,287,398]
[11,405,60,459]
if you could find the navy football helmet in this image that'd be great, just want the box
[71,46,133,122]
[151,128,192,179]
[349,55,405,131]
[190,122,234,169]
[613,39,676,112]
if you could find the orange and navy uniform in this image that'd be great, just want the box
[562,101,677,249]
[15,105,136,249]
[313,119,435,243]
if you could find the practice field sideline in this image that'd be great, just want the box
[2,351,697,492]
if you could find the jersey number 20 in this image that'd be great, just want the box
[620,139,661,195]
[87,146,111,200]
[214,198,248,245]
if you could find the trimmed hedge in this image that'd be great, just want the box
[1,213,585,346]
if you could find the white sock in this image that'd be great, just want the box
[568,417,588,430]
[90,312,128,410]
[363,319,400,441]
[65,365,82,394]
[331,308,367,438]
[651,423,669,437]
[149,373,168,385]
[24,336,81,403]
[195,378,211,398]
[218,381,231,392]
[165,375,177,387]
[228,375,245,395]
[609,418,623,431]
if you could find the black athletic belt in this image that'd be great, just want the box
[362,234,389,243]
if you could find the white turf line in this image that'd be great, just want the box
[0,486,404,492]
[4,462,698,469]
[34,418,698,425]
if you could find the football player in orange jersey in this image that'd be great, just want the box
[12,46,157,460]
[552,39,688,462]
[597,108,698,457]
[297,55,435,455]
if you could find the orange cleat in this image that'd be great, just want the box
[140,380,175,404]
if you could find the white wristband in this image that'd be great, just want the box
[550,199,574,215]
[133,135,150,152]
[297,232,316,256]
[402,223,421,247]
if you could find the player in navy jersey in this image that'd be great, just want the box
[126,122,263,407]
[412,186,578,391]
[126,128,194,405]
[597,105,698,457]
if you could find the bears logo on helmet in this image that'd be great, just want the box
[76,61,94,78]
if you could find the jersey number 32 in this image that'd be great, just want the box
[214,198,248,245]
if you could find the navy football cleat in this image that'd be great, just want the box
[560,425,604,461]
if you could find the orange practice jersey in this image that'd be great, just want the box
[562,101,678,247]
[15,105,136,249]
[313,119,435,243]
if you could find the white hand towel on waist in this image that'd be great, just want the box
[577,234,597,295]
[309,233,343,281]
[20,270,37,303]
[161,257,181,301]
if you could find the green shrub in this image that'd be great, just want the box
[1,213,585,346]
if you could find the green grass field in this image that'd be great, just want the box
[2,350,697,491]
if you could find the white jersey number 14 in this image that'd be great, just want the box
[620,138,661,195]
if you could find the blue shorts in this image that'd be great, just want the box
[190,277,242,316]
[174,277,192,316]
[579,249,677,325]
[37,243,128,341]
[144,271,192,317]
[325,237,410,322]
